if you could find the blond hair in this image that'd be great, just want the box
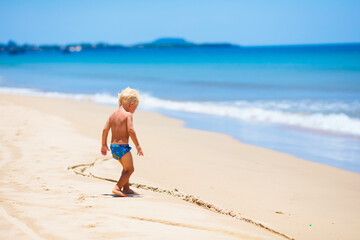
[118,87,140,106]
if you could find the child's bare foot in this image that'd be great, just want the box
[123,187,138,194]
[112,187,127,197]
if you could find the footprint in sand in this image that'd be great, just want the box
[84,223,98,228]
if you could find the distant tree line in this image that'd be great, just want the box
[0,38,239,55]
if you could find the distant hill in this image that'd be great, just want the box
[151,38,192,45]
[134,38,194,48]
[133,38,239,48]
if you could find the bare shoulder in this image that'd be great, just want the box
[108,110,121,124]
[108,111,117,120]
[109,109,132,122]
[125,112,133,119]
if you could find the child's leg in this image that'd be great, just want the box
[121,172,133,193]
[122,180,138,194]
[117,170,136,193]
[119,162,138,194]
[112,152,134,197]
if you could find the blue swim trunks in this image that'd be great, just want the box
[110,144,132,160]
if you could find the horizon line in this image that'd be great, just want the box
[1,38,360,48]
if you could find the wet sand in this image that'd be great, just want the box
[1,93,359,239]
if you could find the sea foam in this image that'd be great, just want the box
[1,87,360,136]
[141,94,360,136]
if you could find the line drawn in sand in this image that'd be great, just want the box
[68,157,294,240]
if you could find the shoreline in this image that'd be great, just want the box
[1,86,359,173]
[157,108,360,173]
[1,93,360,239]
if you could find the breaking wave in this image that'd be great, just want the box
[1,87,360,136]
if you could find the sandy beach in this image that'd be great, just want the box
[1,93,359,240]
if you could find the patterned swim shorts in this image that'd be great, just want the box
[110,144,132,160]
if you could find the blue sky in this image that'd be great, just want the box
[1,0,359,46]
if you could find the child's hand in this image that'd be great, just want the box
[101,145,110,156]
[136,145,144,156]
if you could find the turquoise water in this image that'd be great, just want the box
[1,45,360,172]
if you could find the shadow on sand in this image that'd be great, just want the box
[102,193,143,198]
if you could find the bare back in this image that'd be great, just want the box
[109,108,131,144]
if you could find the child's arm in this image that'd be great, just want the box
[101,117,111,155]
[127,114,144,156]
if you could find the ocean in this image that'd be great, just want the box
[1,45,360,172]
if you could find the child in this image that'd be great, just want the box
[101,87,144,197]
